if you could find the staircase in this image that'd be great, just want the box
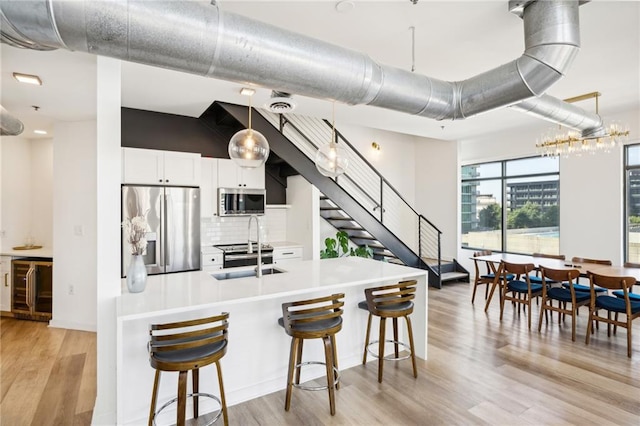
[320,196,398,262]
[211,101,469,288]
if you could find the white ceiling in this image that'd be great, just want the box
[1,0,638,141]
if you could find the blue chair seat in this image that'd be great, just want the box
[507,280,543,293]
[595,296,640,314]
[563,282,606,293]
[612,290,640,301]
[547,287,591,303]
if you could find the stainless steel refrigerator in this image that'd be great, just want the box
[122,185,200,277]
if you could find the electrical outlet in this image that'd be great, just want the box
[0,230,5,238]
[68,284,74,295]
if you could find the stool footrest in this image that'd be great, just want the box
[153,392,222,426]
[366,339,412,361]
[293,361,340,391]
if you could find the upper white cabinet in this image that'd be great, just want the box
[122,148,201,186]
[200,158,219,217]
[217,158,265,189]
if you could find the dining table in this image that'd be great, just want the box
[471,253,640,312]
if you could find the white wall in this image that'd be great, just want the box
[286,175,318,260]
[50,121,97,331]
[0,137,53,250]
[457,108,640,274]
[30,139,53,248]
[93,56,122,425]
[337,123,417,206]
[414,138,458,260]
[0,136,31,249]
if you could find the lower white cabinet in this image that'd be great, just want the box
[273,247,303,265]
[0,256,11,312]
[201,247,223,271]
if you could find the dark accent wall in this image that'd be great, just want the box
[121,107,289,203]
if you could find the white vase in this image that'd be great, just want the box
[126,254,147,293]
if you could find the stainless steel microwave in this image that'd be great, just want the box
[218,188,266,216]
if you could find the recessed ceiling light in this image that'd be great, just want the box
[13,72,42,86]
[335,1,355,13]
[34,130,47,135]
[240,87,256,96]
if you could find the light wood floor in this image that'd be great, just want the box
[2,282,639,425]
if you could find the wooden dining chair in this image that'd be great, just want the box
[611,262,640,302]
[471,250,494,304]
[499,261,542,329]
[537,267,590,341]
[529,253,566,284]
[566,256,612,293]
[585,272,640,357]
[471,250,514,304]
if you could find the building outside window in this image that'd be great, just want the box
[461,156,560,254]
[625,144,640,263]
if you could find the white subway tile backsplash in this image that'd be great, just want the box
[201,207,288,246]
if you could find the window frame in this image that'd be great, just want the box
[624,144,640,263]
[461,155,560,254]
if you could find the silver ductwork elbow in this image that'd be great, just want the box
[0,105,25,136]
[0,0,594,133]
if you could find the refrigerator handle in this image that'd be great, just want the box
[165,193,172,267]
[159,194,165,267]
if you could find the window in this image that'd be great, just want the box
[625,144,640,263]
[461,156,560,254]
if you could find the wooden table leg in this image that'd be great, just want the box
[484,262,502,312]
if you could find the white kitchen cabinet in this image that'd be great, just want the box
[0,256,11,312]
[201,247,223,271]
[122,148,201,186]
[217,158,265,189]
[200,158,219,217]
[273,246,303,265]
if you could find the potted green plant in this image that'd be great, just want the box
[320,230,373,259]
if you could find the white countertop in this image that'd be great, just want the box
[1,246,53,258]
[117,257,426,320]
[267,241,303,249]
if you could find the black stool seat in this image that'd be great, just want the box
[148,313,229,426]
[150,332,227,366]
[280,293,345,416]
[358,299,413,312]
[360,280,418,383]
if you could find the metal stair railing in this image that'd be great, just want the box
[260,109,442,271]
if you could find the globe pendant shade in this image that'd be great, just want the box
[315,143,348,178]
[228,128,270,168]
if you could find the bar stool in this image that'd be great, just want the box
[359,280,418,383]
[278,293,344,416]
[148,313,229,426]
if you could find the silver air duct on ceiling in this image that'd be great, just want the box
[0,0,605,138]
[0,105,25,136]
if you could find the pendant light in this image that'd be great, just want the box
[229,90,270,168]
[315,101,348,178]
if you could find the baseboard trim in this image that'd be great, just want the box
[49,318,97,332]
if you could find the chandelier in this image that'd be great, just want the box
[536,92,630,157]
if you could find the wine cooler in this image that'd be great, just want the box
[12,258,53,322]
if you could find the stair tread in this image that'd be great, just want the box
[320,206,342,211]
[340,226,365,231]
[440,271,470,281]
[324,216,355,221]
[350,235,377,240]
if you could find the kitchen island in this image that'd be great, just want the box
[117,257,428,425]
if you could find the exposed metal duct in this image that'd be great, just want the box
[0,0,604,137]
[0,105,25,136]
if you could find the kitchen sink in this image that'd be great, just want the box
[212,267,285,280]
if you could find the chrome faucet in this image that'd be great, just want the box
[247,215,262,278]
